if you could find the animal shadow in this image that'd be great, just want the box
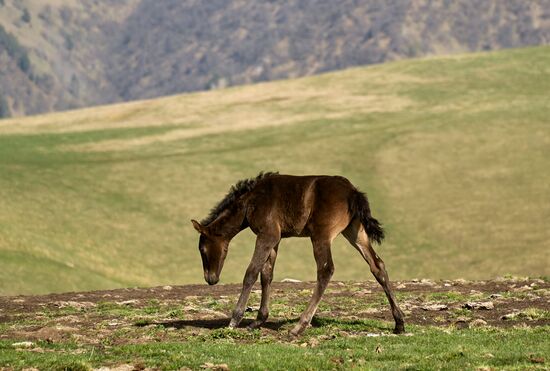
[136,316,389,333]
[137,317,292,331]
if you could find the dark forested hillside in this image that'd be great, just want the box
[1,0,549,117]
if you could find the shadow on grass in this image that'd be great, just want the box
[136,316,391,333]
[310,316,391,332]
[138,317,293,331]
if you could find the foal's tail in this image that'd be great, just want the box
[349,190,385,245]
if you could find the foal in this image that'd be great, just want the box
[191,172,405,335]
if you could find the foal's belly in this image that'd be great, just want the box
[280,230,311,238]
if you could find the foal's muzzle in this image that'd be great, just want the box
[205,272,219,286]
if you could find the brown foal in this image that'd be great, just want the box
[191,172,405,336]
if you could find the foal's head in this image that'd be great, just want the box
[191,219,229,285]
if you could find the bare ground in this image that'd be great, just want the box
[0,278,548,346]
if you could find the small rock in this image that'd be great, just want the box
[358,308,380,315]
[470,319,488,327]
[463,301,494,310]
[162,285,173,291]
[454,320,469,330]
[116,299,139,306]
[53,301,96,310]
[309,338,320,347]
[489,294,502,299]
[529,355,545,364]
[501,312,520,320]
[355,289,372,296]
[443,283,452,287]
[396,283,406,289]
[12,341,34,348]
[93,365,134,371]
[421,303,448,311]
[514,285,533,292]
[200,363,229,371]
[281,278,301,283]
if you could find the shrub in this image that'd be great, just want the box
[0,25,32,74]
[0,95,10,118]
[21,8,31,23]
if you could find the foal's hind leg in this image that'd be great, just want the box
[248,244,279,329]
[290,238,334,336]
[343,220,405,334]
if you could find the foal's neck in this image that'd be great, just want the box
[209,205,246,240]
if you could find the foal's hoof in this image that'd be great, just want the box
[247,320,264,330]
[289,325,306,337]
[393,323,405,334]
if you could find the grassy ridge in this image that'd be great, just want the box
[1,47,549,295]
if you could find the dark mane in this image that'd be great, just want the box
[201,171,278,225]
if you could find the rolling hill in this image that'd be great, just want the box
[1,0,550,117]
[0,46,549,295]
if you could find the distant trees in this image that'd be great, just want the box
[21,8,31,23]
[0,25,32,74]
[0,95,10,118]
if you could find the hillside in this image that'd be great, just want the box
[0,46,549,295]
[1,0,550,117]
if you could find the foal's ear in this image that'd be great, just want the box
[191,219,205,234]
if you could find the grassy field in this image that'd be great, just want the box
[1,278,549,370]
[0,46,549,295]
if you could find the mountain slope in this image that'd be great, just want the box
[1,0,550,117]
[0,46,549,295]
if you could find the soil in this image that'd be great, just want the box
[0,278,548,345]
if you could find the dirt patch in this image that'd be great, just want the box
[0,279,548,345]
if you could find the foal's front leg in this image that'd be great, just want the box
[249,244,279,329]
[229,233,279,328]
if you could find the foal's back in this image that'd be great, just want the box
[246,175,355,238]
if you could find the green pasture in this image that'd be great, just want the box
[0,46,549,295]
[1,326,548,370]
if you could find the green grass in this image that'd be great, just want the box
[1,279,548,370]
[1,46,550,294]
[1,327,548,370]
